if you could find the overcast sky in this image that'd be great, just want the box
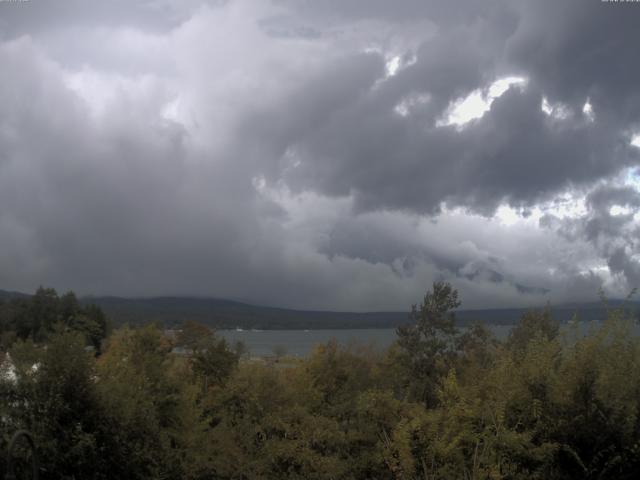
[1,0,639,311]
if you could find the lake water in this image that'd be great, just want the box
[219,325,515,357]
[218,321,640,357]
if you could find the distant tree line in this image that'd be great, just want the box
[0,286,108,351]
[1,283,640,479]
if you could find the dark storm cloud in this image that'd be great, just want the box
[276,0,511,26]
[0,32,432,310]
[584,186,640,242]
[541,183,640,290]
[266,0,640,217]
[507,0,640,124]
[319,213,550,298]
[1,0,640,309]
[0,0,208,38]
[0,36,273,297]
[261,0,640,297]
[282,83,637,215]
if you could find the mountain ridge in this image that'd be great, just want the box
[3,289,638,330]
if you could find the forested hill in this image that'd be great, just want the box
[80,294,638,329]
[80,295,409,329]
[2,289,636,329]
[0,288,30,300]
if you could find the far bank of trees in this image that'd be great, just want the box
[1,283,640,479]
[0,287,108,351]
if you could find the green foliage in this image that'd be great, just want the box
[395,281,461,406]
[177,320,240,389]
[3,330,104,479]
[191,336,239,388]
[95,324,208,479]
[2,283,640,479]
[506,306,559,355]
[0,286,109,351]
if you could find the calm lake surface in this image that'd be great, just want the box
[219,321,638,357]
[219,325,515,357]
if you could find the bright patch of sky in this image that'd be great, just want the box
[494,205,534,226]
[438,76,527,127]
[64,67,163,118]
[381,52,417,79]
[610,205,634,216]
[582,99,594,121]
[544,195,588,219]
[624,167,640,192]
[624,169,640,222]
[394,92,430,116]
[492,192,590,227]
[541,97,571,120]
[161,95,186,124]
[385,55,401,76]
[64,69,115,117]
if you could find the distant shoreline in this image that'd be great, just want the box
[4,288,638,330]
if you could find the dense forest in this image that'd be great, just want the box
[1,283,640,479]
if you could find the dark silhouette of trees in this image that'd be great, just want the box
[0,287,109,351]
[395,281,461,406]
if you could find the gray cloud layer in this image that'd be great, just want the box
[0,0,639,310]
